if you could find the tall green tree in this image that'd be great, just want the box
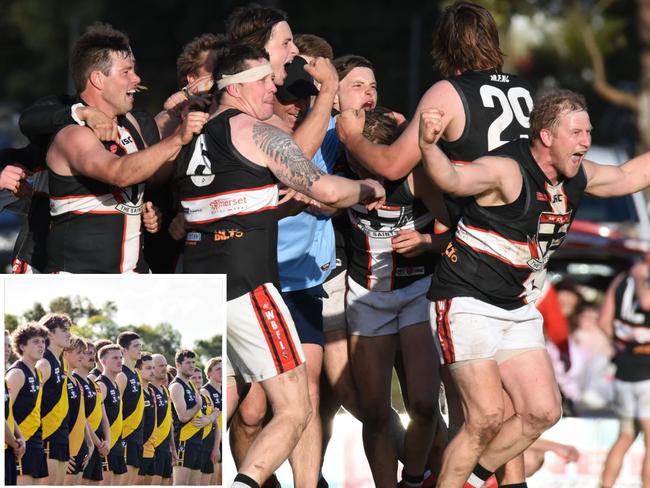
[193,335,222,365]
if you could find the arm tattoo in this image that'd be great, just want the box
[252,122,324,191]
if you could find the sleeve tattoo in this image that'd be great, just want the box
[252,122,324,192]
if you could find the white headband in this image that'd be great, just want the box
[217,63,273,89]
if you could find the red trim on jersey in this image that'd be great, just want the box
[188,204,278,225]
[390,249,396,291]
[380,204,402,211]
[451,160,472,165]
[436,299,455,364]
[461,222,529,246]
[181,184,276,202]
[119,215,127,273]
[456,235,530,269]
[71,210,121,215]
[365,234,372,289]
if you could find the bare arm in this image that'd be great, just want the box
[47,111,208,188]
[169,383,200,423]
[5,420,17,448]
[211,414,221,464]
[599,273,624,338]
[411,165,450,228]
[337,81,463,180]
[98,388,111,452]
[418,109,516,201]
[35,358,51,383]
[629,263,650,311]
[115,372,127,396]
[6,369,24,405]
[584,151,650,197]
[292,58,338,159]
[251,121,384,208]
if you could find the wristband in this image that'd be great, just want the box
[70,103,86,126]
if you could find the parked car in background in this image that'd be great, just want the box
[549,145,650,292]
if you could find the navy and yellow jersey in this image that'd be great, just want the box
[7,360,43,443]
[67,375,86,456]
[203,382,222,432]
[74,373,102,433]
[121,365,144,443]
[151,384,172,449]
[5,380,14,449]
[40,348,69,442]
[200,392,214,441]
[142,385,157,458]
[98,375,122,450]
[88,367,102,379]
[170,377,203,443]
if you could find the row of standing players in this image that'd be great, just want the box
[5,320,222,485]
[2,2,650,488]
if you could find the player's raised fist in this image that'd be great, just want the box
[418,108,444,146]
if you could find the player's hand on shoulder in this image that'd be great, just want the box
[77,106,119,142]
[418,108,444,147]
[178,111,210,145]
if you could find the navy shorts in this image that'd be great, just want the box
[67,443,89,475]
[105,440,127,475]
[17,439,48,479]
[82,448,103,482]
[125,437,143,468]
[5,448,17,485]
[44,438,69,462]
[176,439,203,471]
[200,447,214,474]
[281,285,325,346]
[154,447,172,478]
[138,457,155,476]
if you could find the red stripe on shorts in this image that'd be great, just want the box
[260,285,302,368]
[436,299,456,364]
[250,285,301,374]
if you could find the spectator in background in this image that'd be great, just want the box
[570,303,615,409]
[555,280,585,319]
[599,258,650,488]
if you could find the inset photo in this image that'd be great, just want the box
[3,274,224,486]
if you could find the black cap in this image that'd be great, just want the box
[276,57,319,102]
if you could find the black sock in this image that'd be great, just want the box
[499,483,528,488]
[401,469,425,485]
[467,463,494,487]
[233,473,261,488]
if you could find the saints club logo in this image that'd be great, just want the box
[112,184,144,216]
[526,211,571,271]
[348,205,414,239]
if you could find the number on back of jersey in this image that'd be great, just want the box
[186,134,215,187]
[480,85,533,151]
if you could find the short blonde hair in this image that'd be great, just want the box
[205,357,222,377]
